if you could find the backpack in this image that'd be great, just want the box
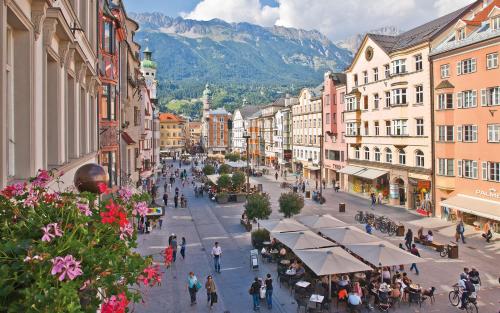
[248,286,254,295]
[464,280,475,293]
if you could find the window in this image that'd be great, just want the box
[363,121,369,135]
[103,22,114,53]
[363,71,368,84]
[415,85,423,104]
[462,160,478,179]
[457,58,476,75]
[415,54,423,71]
[385,121,391,135]
[354,74,358,86]
[363,95,369,110]
[374,121,380,136]
[392,59,406,74]
[325,94,330,105]
[488,124,500,142]
[438,159,454,176]
[458,90,477,108]
[415,150,424,168]
[492,16,500,30]
[438,125,454,142]
[398,149,406,165]
[482,87,500,106]
[374,93,379,109]
[354,147,360,159]
[416,118,424,136]
[385,92,391,107]
[325,113,330,124]
[364,147,370,160]
[100,84,116,120]
[385,148,392,163]
[440,64,450,78]
[346,97,358,111]
[346,123,359,136]
[340,92,345,104]
[374,148,381,162]
[487,53,498,69]
[457,27,466,41]
[392,88,407,105]
[484,161,500,182]
[384,64,390,78]
[102,151,117,187]
[392,119,408,136]
[373,68,379,81]
[438,93,453,109]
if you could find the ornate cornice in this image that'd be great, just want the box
[31,2,49,41]
[43,18,58,47]
[59,41,74,68]
[77,62,87,84]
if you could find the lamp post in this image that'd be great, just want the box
[319,134,324,204]
[243,132,251,195]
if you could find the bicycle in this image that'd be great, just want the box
[448,285,478,313]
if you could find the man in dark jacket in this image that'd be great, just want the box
[163,193,168,207]
[409,244,420,275]
[405,229,413,250]
[250,277,261,311]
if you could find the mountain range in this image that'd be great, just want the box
[336,26,401,53]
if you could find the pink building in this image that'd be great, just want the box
[322,72,347,188]
[431,0,500,230]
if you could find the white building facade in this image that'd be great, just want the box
[231,104,259,154]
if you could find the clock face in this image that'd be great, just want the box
[365,46,374,61]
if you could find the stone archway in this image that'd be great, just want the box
[393,178,406,205]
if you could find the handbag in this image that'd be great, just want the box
[195,281,202,291]
[212,292,218,303]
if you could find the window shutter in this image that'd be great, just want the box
[471,58,477,72]
[472,90,477,107]
[457,93,463,108]
[457,61,462,75]
[482,161,488,180]
[481,89,488,106]
[458,160,463,177]
[472,125,478,141]
[457,126,463,141]
[472,161,478,179]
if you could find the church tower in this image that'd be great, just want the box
[201,84,212,152]
[140,47,157,101]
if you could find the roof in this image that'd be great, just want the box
[367,2,479,53]
[237,105,261,119]
[326,72,347,85]
[159,113,184,122]
[435,80,455,90]
[468,0,500,24]
[121,132,136,145]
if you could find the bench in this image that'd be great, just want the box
[414,237,445,252]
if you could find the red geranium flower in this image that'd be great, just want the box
[101,293,128,313]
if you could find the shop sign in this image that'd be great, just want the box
[147,207,163,216]
[389,184,399,199]
[417,180,431,191]
[475,188,500,199]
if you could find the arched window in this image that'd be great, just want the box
[354,147,360,159]
[416,150,425,167]
[385,148,392,163]
[364,146,370,160]
[398,149,406,165]
[374,148,381,162]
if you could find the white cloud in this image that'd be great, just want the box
[182,0,476,40]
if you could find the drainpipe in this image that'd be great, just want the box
[429,52,437,217]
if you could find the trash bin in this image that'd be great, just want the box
[258,184,263,192]
[305,191,311,198]
[339,203,346,212]
[448,244,459,259]
[396,225,405,236]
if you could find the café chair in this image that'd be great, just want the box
[420,287,436,307]
[296,297,308,313]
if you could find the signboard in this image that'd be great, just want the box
[389,184,399,199]
[146,207,163,216]
[284,150,292,161]
[475,188,500,199]
[417,180,431,191]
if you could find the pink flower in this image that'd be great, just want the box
[23,190,39,208]
[50,255,83,281]
[41,225,55,242]
[133,201,149,217]
[119,222,134,240]
[77,202,92,216]
[138,265,162,286]
[51,223,63,237]
[11,183,25,196]
[32,169,51,187]
[118,187,133,202]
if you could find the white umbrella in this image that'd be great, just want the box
[344,241,426,267]
[259,219,308,233]
[272,230,335,250]
[296,214,346,229]
[320,226,380,245]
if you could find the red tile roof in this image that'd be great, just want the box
[468,0,500,23]
[159,113,184,122]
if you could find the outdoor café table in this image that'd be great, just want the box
[296,281,311,288]
[263,241,271,246]
[309,294,325,309]
[281,259,291,266]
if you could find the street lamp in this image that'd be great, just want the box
[243,132,251,195]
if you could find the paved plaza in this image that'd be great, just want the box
[132,162,500,313]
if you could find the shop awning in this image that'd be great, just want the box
[440,194,500,222]
[354,168,388,180]
[337,165,365,175]
[121,132,136,145]
[305,166,321,171]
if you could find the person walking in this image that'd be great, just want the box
[180,237,186,259]
[158,218,163,230]
[164,182,168,193]
[409,244,420,275]
[404,229,413,250]
[163,193,168,207]
[456,220,466,244]
[171,236,178,262]
[370,192,376,209]
[187,272,200,305]
[264,273,273,309]
[205,275,217,309]
[275,172,278,181]
[249,277,261,311]
[211,242,222,273]
[174,195,179,208]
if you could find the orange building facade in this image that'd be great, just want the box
[431,1,500,231]
[206,108,232,154]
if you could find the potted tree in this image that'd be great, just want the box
[216,174,231,203]
[218,164,232,175]
[203,164,216,175]
[251,228,270,250]
[245,193,272,231]
[232,171,247,202]
[279,192,304,218]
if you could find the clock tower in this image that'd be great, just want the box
[140,47,157,101]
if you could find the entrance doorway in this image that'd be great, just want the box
[395,178,406,205]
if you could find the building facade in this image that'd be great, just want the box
[159,113,186,157]
[342,5,474,210]
[260,99,285,167]
[206,108,232,155]
[0,0,99,189]
[248,112,262,168]
[273,96,296,171]
[188,121,202,150]
[292,86,323,181]
[232,104,260,154]
[431,0,500,228]
[322,72,347,188]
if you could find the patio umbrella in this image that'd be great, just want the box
[272,230,335,250]
[259,219,308,233]
[226,161,247,168]
[293,247,372,299]
[344,241,426,267]
[296,214,346,229]
[320,226,380,245]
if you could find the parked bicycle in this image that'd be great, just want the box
[448,284,478,313]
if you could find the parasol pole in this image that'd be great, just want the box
[379,262,383,284]
[328,274,332,300]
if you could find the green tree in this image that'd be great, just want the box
[218,164,232,174]
[203,164,216,175]
[231,171,246,191]
[278,192,304,218]
[225,152,240,162]
[245,193,272,220]
[217,174,232,190]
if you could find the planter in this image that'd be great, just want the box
[245,223,252,232]
[236,193,247,203]
[216,195,229,204]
